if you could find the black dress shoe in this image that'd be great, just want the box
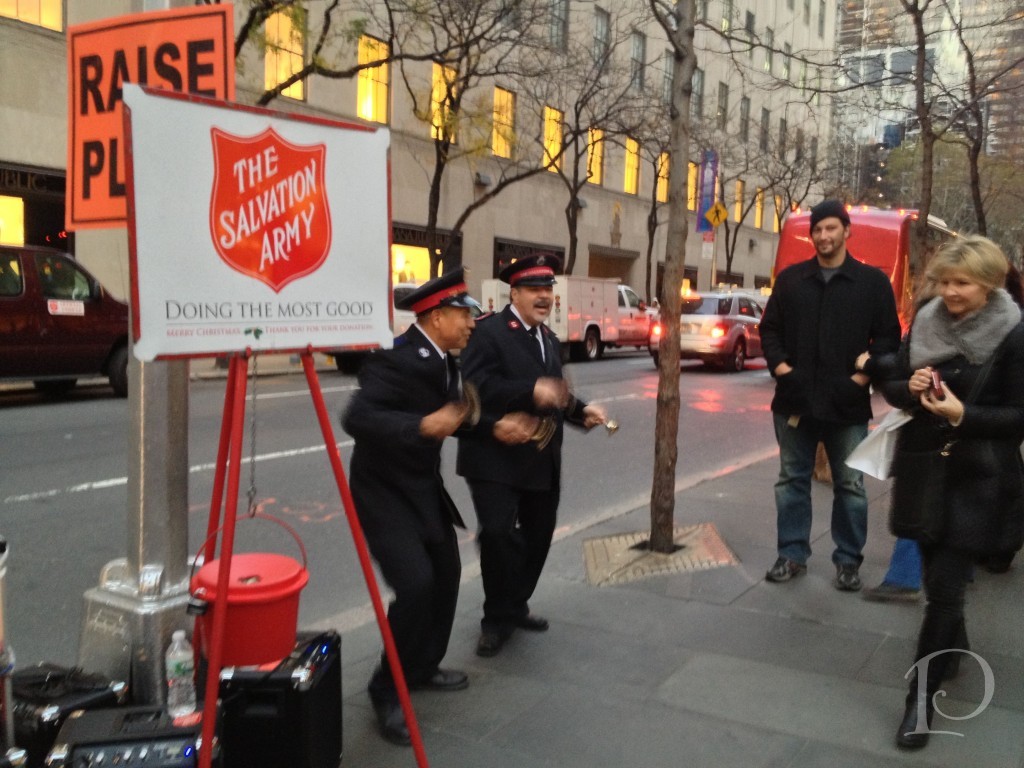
[515,614,549,632]
[476,629,507,657]
[371,699,411,746]
[409,668,469,691]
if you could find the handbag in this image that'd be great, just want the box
[888,429,957,542]
[888,351,999,543]
[846,408,913,479]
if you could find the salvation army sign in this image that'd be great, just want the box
[210,127,330,291]
[123,84,392,360]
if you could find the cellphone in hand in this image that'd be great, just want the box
[930,369,945,399]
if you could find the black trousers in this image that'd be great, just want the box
[468,480,560,633]
[361,515,461,702]
[913,544,974,686]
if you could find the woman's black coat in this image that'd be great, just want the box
[877,323,1024,555]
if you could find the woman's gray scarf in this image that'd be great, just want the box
[910,288,1021,368]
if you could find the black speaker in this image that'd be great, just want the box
[45,706,210,768]
[11,663,127,768]
[218,630,341,768]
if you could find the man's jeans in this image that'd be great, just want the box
[773,412,868,567]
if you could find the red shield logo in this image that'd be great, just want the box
[210,127,331,292]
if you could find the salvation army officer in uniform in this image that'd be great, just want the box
[341,267,481,746]
[457,254,607,658]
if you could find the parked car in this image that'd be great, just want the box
[648,291,764,372]
[0,246,130,396]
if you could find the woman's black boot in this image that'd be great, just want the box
[942,619,969,681]
[896,683,933,750]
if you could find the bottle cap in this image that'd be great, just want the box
[172,629,185,641]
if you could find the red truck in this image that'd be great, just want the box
[0,246,129,396]
[773,205,955,330]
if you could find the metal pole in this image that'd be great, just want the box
[78,355,192,704]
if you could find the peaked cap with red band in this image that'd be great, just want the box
[499,253,561,287]
[396,266,481,315]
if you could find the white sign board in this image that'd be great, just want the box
[123,84,392,360]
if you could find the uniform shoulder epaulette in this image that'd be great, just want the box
[475,311,496,322]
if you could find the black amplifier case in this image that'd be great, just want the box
[11,664,126,768]
[44,706,210,768]
[218,630,341,768]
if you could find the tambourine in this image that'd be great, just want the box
[460,381,481,427]
[531,416,557,450]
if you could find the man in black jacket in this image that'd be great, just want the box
[457,254,607,657]
[342,268,485,746]
[760,200,901,591]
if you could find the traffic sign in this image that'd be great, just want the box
[705,201,728,228]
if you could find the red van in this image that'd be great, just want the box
[773,206,955,330]
[0,246,129,396]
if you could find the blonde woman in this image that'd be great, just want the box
[874,235,1024,749]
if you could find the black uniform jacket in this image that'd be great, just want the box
[456,306,588,491]
[761,253,901,423]
[342,325,466,543]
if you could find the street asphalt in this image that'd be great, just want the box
[326,453,1024,768]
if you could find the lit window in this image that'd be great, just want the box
[493,87,515,158]
[265,10,305,100]
[431,63,458,143]
[543,106,564,171]
[624,137,640,195]
[722,0,733,31]
[587,128,604,185]
[755,188,765,229]
[733,180,745,222]
[0,195,26,246]
[357,36,389,124]
[687,162,698,211]
[0,0,62,31]
[656,152,670,203]
[774,194,783,233]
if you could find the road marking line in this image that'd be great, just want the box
[2,440,355,505]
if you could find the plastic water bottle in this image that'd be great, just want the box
[165,630,197,717]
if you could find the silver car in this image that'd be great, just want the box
[648,291,764,372]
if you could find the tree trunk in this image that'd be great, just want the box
[565,199,579,275]
[648,0,697,554]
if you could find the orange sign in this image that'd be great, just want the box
[209,127,331,293]
[66,5,234,230]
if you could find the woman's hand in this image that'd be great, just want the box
[908,367,933,397]
[919,380,965,425]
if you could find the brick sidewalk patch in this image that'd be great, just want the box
[583,523,739,586]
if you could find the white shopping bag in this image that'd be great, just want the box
[845,408,914,480]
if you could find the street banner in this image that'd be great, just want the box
[66,5,234,230]
[695,150,718,233]
[122,84,392,360]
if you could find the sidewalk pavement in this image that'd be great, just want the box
[330,457,1024,768]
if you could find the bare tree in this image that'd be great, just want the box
[646,0,697,554]
[510,4,650,274]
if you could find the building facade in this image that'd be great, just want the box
[1,1,836,304]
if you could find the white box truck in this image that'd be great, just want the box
[480,276,650,361]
